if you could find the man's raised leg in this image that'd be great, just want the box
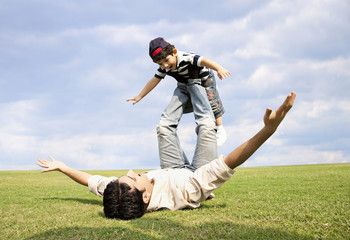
[187,79,217,169]
[157,85,191,169]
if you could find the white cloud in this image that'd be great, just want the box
[38,132,158,168]
[0,99,45,134]
[293,98,350,122]
[94,25,152,46]
[247,65,284,88]
[243,145,348,167]
[1,0,349,170]
[0,130,159,170]
[234,47,279,59]
[82,63,134,89]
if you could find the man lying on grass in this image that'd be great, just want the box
[36,91,296,220]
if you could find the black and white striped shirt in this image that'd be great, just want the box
[154,51,211,84]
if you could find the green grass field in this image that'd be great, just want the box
[1,163,349,240]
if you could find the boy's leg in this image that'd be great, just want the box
[202,72,227,146]
[202,72,225,120]
[216,118,227,146]
[157,84,191,169]
[187,79,218,169]
[216,116,223,126]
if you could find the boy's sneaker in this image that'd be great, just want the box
[217,125,227,146]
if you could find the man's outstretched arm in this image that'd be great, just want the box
[224,91,296,169]
[36,156,92,186]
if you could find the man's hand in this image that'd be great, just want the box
[36,156,91,186]
[36,156,67,173]
[263,91,296,133]
[126,95,141,105]
[223,91,296,169]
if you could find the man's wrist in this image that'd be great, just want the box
[262,126,276,137]
[59,164,70,173]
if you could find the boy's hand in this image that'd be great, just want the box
[217,67,231,80]
[36,156,67,173]
[200,58,231,80]
[126,96,141,105]
[263,91,296,133]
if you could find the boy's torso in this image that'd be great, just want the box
[155,50,211,84]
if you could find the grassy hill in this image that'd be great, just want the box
[1,163,349,239]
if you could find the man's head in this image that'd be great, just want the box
[103,170,155,220]
[149,37,177,70]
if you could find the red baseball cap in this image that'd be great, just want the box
[149,37,170,59]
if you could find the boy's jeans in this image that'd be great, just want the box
[157,79,217,171]
[183,71,225,119]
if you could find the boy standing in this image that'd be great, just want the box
[127,38,231,166]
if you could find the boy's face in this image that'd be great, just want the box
[156,49,178,70]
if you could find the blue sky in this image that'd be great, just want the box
[1,0,349,170]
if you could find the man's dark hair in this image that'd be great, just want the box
[152,44,175,63]
[103,179,148,220]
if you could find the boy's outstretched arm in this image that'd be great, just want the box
[200,58,231,80]
[126,76,161,105]
[36,156,92,186]
[224,91,296,169]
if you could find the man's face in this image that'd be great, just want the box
[157,52,177,70]
[118,170,155,194]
